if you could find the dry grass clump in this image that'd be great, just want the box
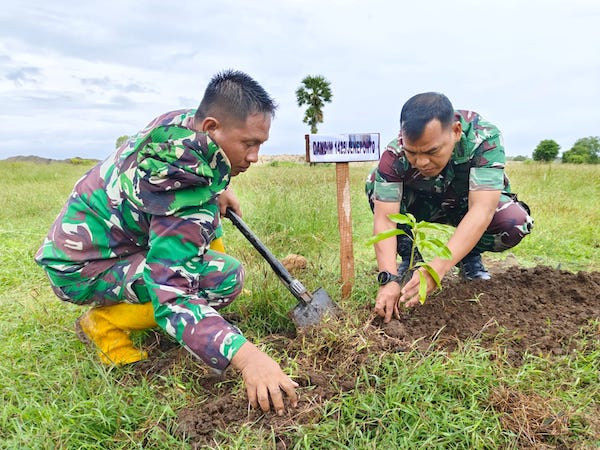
[280,253,308,273]
[489,385,571,449]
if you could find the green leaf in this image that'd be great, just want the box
[415,230,426,245]
[426,238,453,259]
[387,213,415,226]
[420,263,442,289]
[416,222,453,233]
[418,270,428,304]
[418,240,436,253]
[365,229,405,246]
[438,247,453,260]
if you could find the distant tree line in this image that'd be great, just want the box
[532,136,599,163]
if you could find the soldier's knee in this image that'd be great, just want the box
[490,200,534,250]
[216,255,245,300]
[229,261,245,298]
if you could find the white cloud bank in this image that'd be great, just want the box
[1,0,599,160]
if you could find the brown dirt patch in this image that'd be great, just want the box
[382,265,600,363]
[133,265,600,448]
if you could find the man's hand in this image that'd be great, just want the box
[399,259,449,308]
[374,282,402,323]
[218,187,242,217]
[398,268,437,308]
[230,341,298,415]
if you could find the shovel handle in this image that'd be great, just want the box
[224,208,310,303]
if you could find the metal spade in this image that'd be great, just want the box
[225,208,339,328]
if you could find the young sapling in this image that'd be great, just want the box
[367,212,452,304]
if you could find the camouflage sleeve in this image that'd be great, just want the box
[469,167,505,191]
[372,143,405,202]
[130,131,242,369]
[145,203,247,370]
[468,119,507,191]
[373,168,403,202]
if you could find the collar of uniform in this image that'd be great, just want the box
[200,132,231,193]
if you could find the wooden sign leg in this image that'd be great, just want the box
[335,162,355,300]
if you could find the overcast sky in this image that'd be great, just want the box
[1,0,599,160]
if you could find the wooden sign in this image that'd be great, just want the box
[304,134,380,300]
[305,133,380,163]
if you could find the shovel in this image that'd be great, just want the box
[225,208,339,328]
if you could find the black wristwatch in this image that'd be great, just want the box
[377,271,401,286]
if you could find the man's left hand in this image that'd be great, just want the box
[399,260,448,308]
[218,187,241,217]
[397,269,434,308]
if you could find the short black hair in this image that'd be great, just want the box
[195,70,277,123]
[400,92,454,141]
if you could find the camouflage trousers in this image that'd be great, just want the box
[44,250,246,370]
[365,174,534,253]
[45,250,243,308]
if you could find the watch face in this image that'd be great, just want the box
[378,271,400,285]
[377,271,390,285]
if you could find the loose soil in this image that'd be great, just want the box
[133,265,600,448]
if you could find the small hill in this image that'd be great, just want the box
[2,155,100,164]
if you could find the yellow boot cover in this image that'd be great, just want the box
[209,237,226,253]
[76,302,157,366]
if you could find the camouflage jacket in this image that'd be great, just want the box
[372,110,511,205]
[35,109,247,367]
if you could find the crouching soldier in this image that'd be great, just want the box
[35,70,298,415]
[366,92,533,321]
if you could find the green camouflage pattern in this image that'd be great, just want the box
[373,110,509,203]
[366,109,533,252]
[35,109,249,370]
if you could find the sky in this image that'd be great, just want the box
[1,0,599,160]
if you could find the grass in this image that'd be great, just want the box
[505,161,600,270]
[300,347,507,449]
[0,159,599,449]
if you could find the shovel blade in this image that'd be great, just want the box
[289,287,339,328]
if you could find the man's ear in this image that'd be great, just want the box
[200,116,220,133]
[452,121,462,142]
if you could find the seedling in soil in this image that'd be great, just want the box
[367,212,452,304]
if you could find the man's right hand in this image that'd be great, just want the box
[230,341,298,415]
[374,282,402,323]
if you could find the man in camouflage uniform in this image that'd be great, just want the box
[35,70,298,415]
[366,92,533,322]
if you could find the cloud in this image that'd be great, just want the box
[1,0,599,160]
[79,76,151,94]
[5,66,41,85]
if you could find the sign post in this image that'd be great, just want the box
[305,133,380,300]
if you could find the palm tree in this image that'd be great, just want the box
[295,75,333,134]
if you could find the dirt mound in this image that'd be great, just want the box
[133,266,600,448]
[382,265,600,363]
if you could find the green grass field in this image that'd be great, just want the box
[0,160,598,449]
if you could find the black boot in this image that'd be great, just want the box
[456,250,490,280]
